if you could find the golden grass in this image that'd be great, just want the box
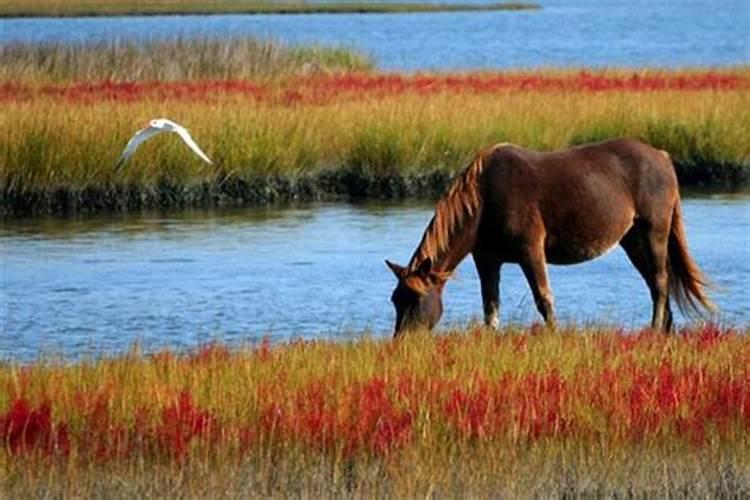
[2,86,748,190]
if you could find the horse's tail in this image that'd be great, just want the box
[667,199,716,317]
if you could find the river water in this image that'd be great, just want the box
[1,196,748,361]
[1,2,748,360]
[1,0,748,70]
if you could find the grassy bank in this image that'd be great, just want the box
[1,70,749,215]
[0,1,540,18]
[1,39,747,214]
[0,38,374,82]
[1,325,748,496]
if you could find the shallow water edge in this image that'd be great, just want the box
[2,196,748,361]
[3,161,748,216]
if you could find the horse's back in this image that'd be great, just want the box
[478,139,679,264]
[483,138,677,206]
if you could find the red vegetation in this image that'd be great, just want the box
[152,391,221,459]
[188,342,231,365]
[1,325,748,463]
[74,389,128,461]
[340,377,413,456]
[0,398,69,456]
[1,71,745,104]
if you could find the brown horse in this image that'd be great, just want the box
[386,138,714,336]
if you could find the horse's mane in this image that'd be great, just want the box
[407,145,499,273]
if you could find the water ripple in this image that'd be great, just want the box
[1,198,748,361]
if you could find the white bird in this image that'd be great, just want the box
[115,118,213,168]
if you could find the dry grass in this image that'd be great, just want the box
[0,38,374,82]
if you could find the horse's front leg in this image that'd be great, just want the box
[519,242,556,326]
[473,253,501,329]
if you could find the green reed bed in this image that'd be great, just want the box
[0,0,540,18]
[1,325,748,497]
[0,38,374,82]
[1,80,748,214]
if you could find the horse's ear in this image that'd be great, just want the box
[416,257,433,278]
[385,260,407,279]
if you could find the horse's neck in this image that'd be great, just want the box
[406,151,487,275]
[407,208,481,274]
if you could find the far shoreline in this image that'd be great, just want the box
[0,2,541,19]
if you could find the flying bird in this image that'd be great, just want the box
[115,118,213,168]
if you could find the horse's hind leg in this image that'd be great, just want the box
[620,224,673,331]
[473,253,501,329]
[519,242,556,326]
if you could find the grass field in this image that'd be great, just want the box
[1,325,748,496]
[1,39,748,214]
[2,69,749,214]
[0,0,540,18]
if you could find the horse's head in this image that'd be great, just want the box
[385,258,449,338]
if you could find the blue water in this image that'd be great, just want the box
[1,196,748,361]
[1,1,748,70]
[1,2,748,361]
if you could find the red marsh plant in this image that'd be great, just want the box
[151,390,222,459]
[0,325,748,474]
[1,70,746,104]
[0,398,69,456]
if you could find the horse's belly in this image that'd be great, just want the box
[543,214,633,265]
[545,238,621,265]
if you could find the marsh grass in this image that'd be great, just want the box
[1,325,748,497]
[2,85,748,213]
[0,38,374,82]
[0,0,540,18]
[3,446,746,497]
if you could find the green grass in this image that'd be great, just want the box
[0,0,541,18]
[0,38,374,82]
[1,84,748,214]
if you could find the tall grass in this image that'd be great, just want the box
[1,81,748,213]
[1,325,748,496]
[0,38,374,82]
[0,0,540,17]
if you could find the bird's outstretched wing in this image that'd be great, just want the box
[114,126,162,169]
[115,119,213,168]
[172,124,213,165]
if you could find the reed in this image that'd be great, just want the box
[0,38,374,82]
[1,325,748,497]
[0,0,540,18]
[1,75,748,214]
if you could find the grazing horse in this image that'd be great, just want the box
[386,138,714,336]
